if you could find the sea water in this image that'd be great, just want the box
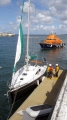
[0,35,67,120]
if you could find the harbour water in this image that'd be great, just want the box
[0,35,67,120]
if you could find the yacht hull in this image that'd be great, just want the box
[9,75,44,103]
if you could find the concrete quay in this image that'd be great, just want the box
[9,70,67,120]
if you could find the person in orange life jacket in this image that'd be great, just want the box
[55,64,59,77]
[47,64,53,78]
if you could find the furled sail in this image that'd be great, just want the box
[13,1,24,73]
[13,22,24,73]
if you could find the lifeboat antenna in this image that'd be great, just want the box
[52,30,54,34]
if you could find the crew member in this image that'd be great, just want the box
[47,64,53,78]
[55,64,59,77]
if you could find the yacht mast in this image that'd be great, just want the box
[26,0,30,70]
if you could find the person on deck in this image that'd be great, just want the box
[55,64,59,77]
[47,64,53,78]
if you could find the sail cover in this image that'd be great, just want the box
[13,22,24,73]
[30,55,37,60]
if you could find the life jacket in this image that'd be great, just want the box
[47,67,50,72]
[55,66,59,72]
[49,66,53,72]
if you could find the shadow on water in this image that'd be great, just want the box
[41,47,56,51]
[41,47,63,53]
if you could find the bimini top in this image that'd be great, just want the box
[44,33,62,44]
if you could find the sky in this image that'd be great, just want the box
[0,0,67,35]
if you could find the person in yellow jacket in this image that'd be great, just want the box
[46,64,53,78]
[55,64,59,77]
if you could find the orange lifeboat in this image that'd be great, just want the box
[44,34,62,44]
[39,33,65,49]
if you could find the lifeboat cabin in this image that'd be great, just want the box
[39,33,65,49]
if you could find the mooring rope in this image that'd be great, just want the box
[7,90,18,120]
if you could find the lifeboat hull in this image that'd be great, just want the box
[39,43,65,49]
[39,43,56,49]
